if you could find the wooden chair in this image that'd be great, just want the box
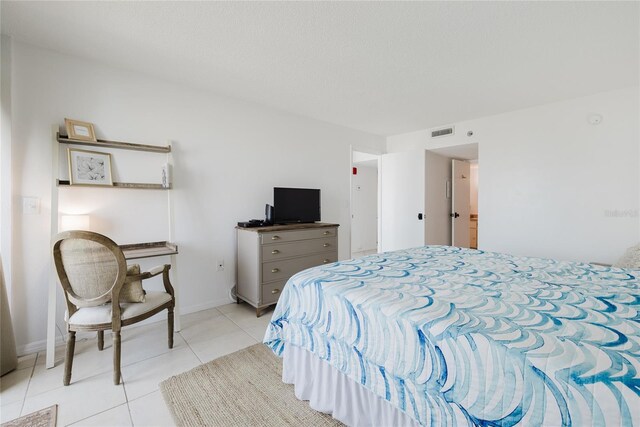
[52,230,175,385]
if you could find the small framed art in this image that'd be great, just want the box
[64,118,97,142]
[67,148,113,186]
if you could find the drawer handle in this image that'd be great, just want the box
[271,288,280,295]
[323,259,330,264]
[323,231,330,235]
[323,243,330,247]
[271,249,280,254]
[271,268,280,273]
[271,235,280,240]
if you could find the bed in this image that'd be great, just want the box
[264,245,640,426]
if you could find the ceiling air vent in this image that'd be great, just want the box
[431,127,454,138]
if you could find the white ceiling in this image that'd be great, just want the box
[353,151,379,169]
[353,159,378,170]
[2,1,638,136]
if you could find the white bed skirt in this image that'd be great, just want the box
[282,344,421,427]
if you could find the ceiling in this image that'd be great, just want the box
[353,151,379,169]
[353,159,378,169]
[2,1,638,136]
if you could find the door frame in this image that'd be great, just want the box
[349,146,383,257]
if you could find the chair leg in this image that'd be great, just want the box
[63,331,76,386]
[97,330,104,351]
[113,331,121,385]
[168,308,174,349]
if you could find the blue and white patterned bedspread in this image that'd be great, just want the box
[264,246,640,426]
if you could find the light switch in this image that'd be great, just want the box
[23,197,40,215]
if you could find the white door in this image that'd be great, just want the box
[351,164,379,256]
[425,151,452,246]
[451,159,471,247]
[379,151,425,252]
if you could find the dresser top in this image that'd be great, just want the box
[236,222,339,232]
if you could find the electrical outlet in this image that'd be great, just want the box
[217,259,224,271]
[23,197,41,215]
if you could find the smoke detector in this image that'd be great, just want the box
[587,114,603,125]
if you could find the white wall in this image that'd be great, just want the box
[388,87,639,264]
[6,40,385,353]
[351,164,378,253]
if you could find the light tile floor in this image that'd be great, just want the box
[0,303,273,426]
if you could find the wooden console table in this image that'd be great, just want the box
[121,241,179,260]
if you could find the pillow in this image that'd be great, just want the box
[612,243,640,269]
[121,264,146,303]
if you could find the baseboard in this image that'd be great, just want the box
[18,336,65,357]
[180,297,233,316]
[16,295,238,357]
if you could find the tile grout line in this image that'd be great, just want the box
[175,306,228,365]
[64,401,128,427]
[175,306,261,365]
[220,308,270,341]
[176,308,221,365]
[62,364,128,425]
[126,400,135,427]
[222,318,259,343]
[177,330,205,365]
[126,387,160,405]
[21,368,127,427]
[121,377,136,427]
[17,352,40,417]
[222,313,266,341]
[22,365,112,401]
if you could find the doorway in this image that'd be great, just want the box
[351,150,380,258]
[428,143,479,249]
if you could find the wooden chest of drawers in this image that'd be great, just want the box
[236,223,339,316]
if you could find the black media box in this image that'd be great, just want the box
[237,220,264,228]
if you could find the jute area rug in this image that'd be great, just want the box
[1,405,57,427]
[160,344,344,427]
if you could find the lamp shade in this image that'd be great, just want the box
[60,214,90,231]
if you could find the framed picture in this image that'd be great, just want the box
[67,148,113,186]
[64,118,97,142]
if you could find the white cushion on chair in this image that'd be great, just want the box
[66,291,172,326]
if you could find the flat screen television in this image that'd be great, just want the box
[274,187,321,224]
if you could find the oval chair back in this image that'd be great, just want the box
[52,230,127,314]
